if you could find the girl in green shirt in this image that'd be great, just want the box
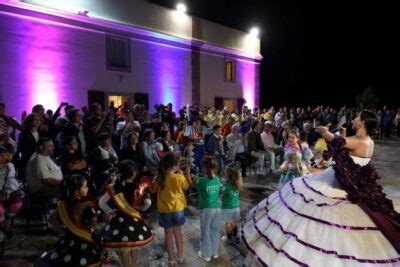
[194,156,221,262]
[221,166,243,242]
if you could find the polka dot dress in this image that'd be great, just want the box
[34,232,102,266]
[101,211,153,250]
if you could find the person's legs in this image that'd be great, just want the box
[225,222,231,238]
[200,209,212,258]
[217,157,224,174]
[0,202,5,231]
[250,151,263,168]
[164,227,175,262]
[235,153,247,177]
[130,250,138,266]
[118,251,131,266]
[210,209,221,257]
[268,150,276,170]
[6,195,23,217]
[172,226,183,260]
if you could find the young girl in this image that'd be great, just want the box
[152,152,192,266]
[0,145,23,240]
[220,165,243,242]
[99,160,154,267]
[277,131,308,186]
[35,175,106,266]
[195,156,221,262]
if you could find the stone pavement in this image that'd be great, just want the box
[1,141,400,267]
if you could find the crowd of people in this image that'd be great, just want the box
[0,100,399,266]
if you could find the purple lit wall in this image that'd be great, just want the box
[238,59,260,109]
[0,12,104,118]
[132,40,191,111]
[0,11,192,118]
[199,53,260,109]
[0,4,258,119]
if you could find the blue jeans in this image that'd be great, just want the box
[200,208,221,258]
[159,210,185,228]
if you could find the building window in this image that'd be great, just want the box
[224,59,235,82]
[106,35,131,72]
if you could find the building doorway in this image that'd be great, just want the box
[107,95,132,109]
[223,98,236,113]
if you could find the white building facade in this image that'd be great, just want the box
[0,0,262,117]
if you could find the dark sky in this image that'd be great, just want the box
[148,0,397,107]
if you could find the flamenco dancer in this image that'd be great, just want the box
[241,110,400,266]
[35,175,106,266]
[99,160,154,266]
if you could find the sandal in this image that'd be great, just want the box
[177,257,185,265]
[168,259,176,266]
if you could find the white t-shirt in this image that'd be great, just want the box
[261,131,277,149]
[26,153,63,194]
[32,131,39,142]
[117,120,141,148]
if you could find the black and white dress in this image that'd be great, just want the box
[99,183,154,251]
[35,200,104,267]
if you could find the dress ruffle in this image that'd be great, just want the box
[241,169,400,267]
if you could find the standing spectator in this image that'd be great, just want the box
[395,109,400,138]
[17,113,42,167]
[84,103,112,150]
[54,104,74,130]
[382,110,393,138]
[32,104,56,139]
[0,103,22,140]
[206,125,225,173]
[140,129,160,173]
[221,117,234,140]
[116,110,141,149]
[183,118,206,168]
[25,138,63,197]
[274,108,284,129]
[63,109,89,157]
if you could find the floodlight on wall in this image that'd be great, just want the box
[176,3,187,14]
[250,27,260,37]
[78,10,89,16]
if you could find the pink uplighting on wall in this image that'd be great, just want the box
[147,42,191,110]
[238,60,257,109]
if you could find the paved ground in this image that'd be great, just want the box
[1,140,400,267]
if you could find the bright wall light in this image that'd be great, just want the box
[250,27,259,37]
[176,3,187,14]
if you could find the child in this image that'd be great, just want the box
[220,165,243,242]
[195,156,221,262]
[152,152,193,266]
[99,160,154,267]
[35,175,106,266]
[0,145,23,239]
[277,131,308,186]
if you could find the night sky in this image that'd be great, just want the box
[148,0,397,108]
